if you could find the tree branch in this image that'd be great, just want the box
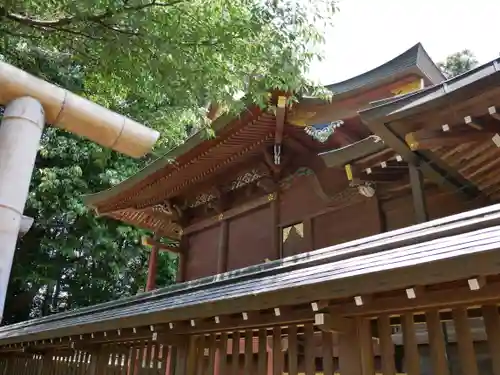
[0,0,187,28]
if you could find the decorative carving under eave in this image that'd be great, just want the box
[304,120,344,143]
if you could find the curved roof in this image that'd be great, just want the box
[84,43,444,236]
[324,43,444,96]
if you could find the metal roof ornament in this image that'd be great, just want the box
[304,120,344,143]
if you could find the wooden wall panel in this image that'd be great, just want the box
[185,226,220,280]
[280,174,328,226]
[383,187,481,231]
[313,198,379,249]
[227,207,273,270]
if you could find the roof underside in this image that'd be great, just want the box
[1,203,500,345]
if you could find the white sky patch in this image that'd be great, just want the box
[308,0,500,85]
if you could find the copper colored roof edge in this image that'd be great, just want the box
[359,57,500,123]
[84,101,262,211]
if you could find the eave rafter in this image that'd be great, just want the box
[405,109,500,151]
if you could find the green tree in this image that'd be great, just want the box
[438,49,478,79]
[0,0,337,323]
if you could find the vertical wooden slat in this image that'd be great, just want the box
[186,336,200,375]
[257,329,267,375]
[128,346,138,375]
[151,344,159,375]
[218,333,228,375]
[207,334,217,375]
[304,324,315,375]
[287,325,298,375]
[272,327,282,375]
[357,318,375,375]
[483,305,500,375]
[79,352,88,375]
[377,315,396,375]
[401,313,420,375]
[230,332,240,375]
[243,330,253,375]
[137,342,147,375]
[426,310,450,375]
[321,331,334,375]
[196,336,206,375]
[452,307,478,375]
[338,325,362,375]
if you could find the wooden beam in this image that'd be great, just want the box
[319,135,387,168]
[142,236,181,254]
[331,280,500,317]
[409,164,428,223]
[364,119,483,200]
[405,126,496,150]
[167,306,317,335]
[184,193,274,235]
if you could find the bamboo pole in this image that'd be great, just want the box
[0,61,159,158]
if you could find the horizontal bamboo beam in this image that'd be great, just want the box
[0,61,159,157]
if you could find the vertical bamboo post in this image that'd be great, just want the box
[0,96,44,321]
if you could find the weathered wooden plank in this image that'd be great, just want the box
[338,326,362,375]
[482,305,500,375]
[425,309,449,375]
[377,315,396,375]
[243,330,253,375]
[401,313,419,375]
[218,333,228,375]
[357,318,375,375]
[288,325,299,375]
[452,307,478,375]
[195,335,206,375]
[321,330,334,375]
[207,334,217,375]
[231,331,240,375]
[304,324,315,375]
[257,329,267,375]
[272,327,282,375]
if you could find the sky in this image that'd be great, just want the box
[308,0,500,85]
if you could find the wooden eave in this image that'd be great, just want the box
[288,43,445,126]
[359,57,500,202]
[85,104,266,213]
[2,203,500,346]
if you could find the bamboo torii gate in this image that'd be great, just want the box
[0,61,160,322]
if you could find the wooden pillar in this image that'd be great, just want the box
[146,245,159,291]
[408,163,428,223]
[270,193,281,260]
[0,96,45,321]
[338,325,362,375]
[216,220,229,274]
[177,237,188,283]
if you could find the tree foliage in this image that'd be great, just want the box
[438,49,478,79]
[0,0,337,323]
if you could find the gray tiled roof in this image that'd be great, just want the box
[1,203,500,345]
